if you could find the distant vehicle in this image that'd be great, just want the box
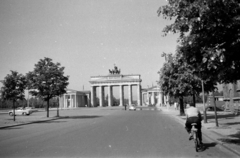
[25,107,38,113]
[8,107,32,116]
[129,104,136,111]
[206,96,225,111]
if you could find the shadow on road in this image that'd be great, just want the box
[59,115,102,119]
[224,122,240,126]
[206,113,235,120]
[30,115,103,124]
[0,115,103,130]
[1,126,23,130]
[218,131,240,145]
[201,142,217,151]
[36,120,67,124]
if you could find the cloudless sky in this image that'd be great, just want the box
[0,0,179,92]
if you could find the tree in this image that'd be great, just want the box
[158,0,240,83]
[26,57,69,117]
[1,71,27,121]
[159,51,212,115]
[159,53,185,115]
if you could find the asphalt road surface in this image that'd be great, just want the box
[0,108,236,158]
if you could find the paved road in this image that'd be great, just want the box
[0,109,236,158]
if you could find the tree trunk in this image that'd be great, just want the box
[179,96,185,116]
[13,100,16,121]
[192,93,196,107]
[47,99,49,117]
[229,86,235,113]
[212,92,219,127]
[56,97,59,117]
[201,80,207,123]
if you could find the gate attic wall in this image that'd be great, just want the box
[89,74,142,107]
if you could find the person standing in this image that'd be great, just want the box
[174,102,178,110]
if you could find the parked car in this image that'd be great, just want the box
[25,107,38,113]
[206,97,225,111]
[129,104,136,111]
[8,107,32,116]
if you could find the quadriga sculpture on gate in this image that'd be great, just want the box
[109,64,121,75]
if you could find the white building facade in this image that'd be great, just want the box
[141,86,164,107]
[59,89,90,109]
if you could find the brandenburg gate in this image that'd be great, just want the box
[89,66,142,107]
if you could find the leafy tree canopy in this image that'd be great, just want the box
[26,57,69,101]
[159,51,217,98]
[159,52,201,98]
[1,71,26,102]
[158,0,240,83]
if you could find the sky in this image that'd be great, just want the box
[0,0,179,92]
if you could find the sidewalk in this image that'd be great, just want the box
[160,105,240,156]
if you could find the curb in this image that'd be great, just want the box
[160,108,240,157]
[202,129,240,157]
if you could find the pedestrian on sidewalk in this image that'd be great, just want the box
[174,102,178,110]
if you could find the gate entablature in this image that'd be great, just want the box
[90,74,142,85]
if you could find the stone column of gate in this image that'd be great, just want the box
[108,86,113,107]
[147,92,150,105]
[143,93,147,105]
[99,86,103,107]
[87,93,90,107]
[128,85,132,105]
[152,92,155,105]
[163,95,166,106]
[157,92,162,106]
[162,93,165,105]
[63,94,66,108]
[103,87,105,106]
[141,93,144,106]
[75,94,77,108]
[119,85,124,106]
[137,84,142,106]
[91,86,96,107]
[69,95,72,108]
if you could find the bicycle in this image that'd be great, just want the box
[191,123,202,152]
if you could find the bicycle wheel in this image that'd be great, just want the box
[196,133,202,151]
[195,140,199,152]
[193,133,199,152]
